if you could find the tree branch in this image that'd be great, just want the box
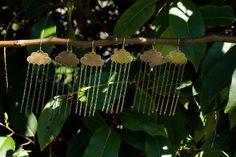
[0,35,236,49]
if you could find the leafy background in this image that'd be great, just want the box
[0,0,236,156]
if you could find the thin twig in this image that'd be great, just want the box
[0,122,35,146]
[3,10,24,93]
[0,35,236,49]
[3,47,8,94]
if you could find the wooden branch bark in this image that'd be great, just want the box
[0,35,236,49]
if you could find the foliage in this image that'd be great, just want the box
[0,0,236,157]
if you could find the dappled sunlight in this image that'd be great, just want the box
[161,155,172,157]
[169,2,193,22]
[138,37,147,42]
[222,42,235,53]
[46,96,63,110]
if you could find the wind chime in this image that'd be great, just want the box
[20,50,51,114]
[102,47,133,114]
[51,46,80,115]
[161,49,187,116]
[132,49,187,116]
[75,49,104,117]
[132,49,164,115]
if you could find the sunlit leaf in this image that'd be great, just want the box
[0,136,15,157]
[83,126,121,157]
[37,97,69,150]
[113,0,157,37]
[10,110,38,137]
[169,0,206,71]
[12,23,20,31]
[13,147,29,157]
[25,113,38,137]
[200,5,235,28]
[224,69,236,113]
[27,16,56,54]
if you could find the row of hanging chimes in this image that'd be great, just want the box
[20,48,132,116]
[133,49,187,116]
[20,45,186,117]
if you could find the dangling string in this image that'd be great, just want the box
[66,38,70,52]
[115,38,126,113]
[20,63,31,112]
[177,39,180,51]
[64,38,71,115]
[39,16,49,51]
[92,40,95,52]
[86,41,96,116]
[36,65,45,113]
[122,37,125,49]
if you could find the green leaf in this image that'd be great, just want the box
[203,130,236,154]
[121,130,145,151]
[200,46,236,113]
[0,136,15,157]
[195,114,217,142]
[154,2,169,33]
[169,0,206,71]
[23,0,52,19]
[12,23,20,31]
[132,88,153,113]
[83,126,121,157]
[113,0,157,37]
[182,99,203,130]
[66,128,91,157]
[155,27,177,56]
[25,113,38,137]
[27,16,56,54]
[202,150,229,157]
[6,0,18,8]
[200,5,235,28]
[224,69,236,113]
[0,101,3,119]
[161,108,185,149]
[13,147,29,157]
[229,109,236,129]
[10,111,37,137]
[37,97,70,150]
[120,109,168,137]
[201,42,225,77]
[145,136,161,157]
[82,112,107,133]
[21,0,33,8]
